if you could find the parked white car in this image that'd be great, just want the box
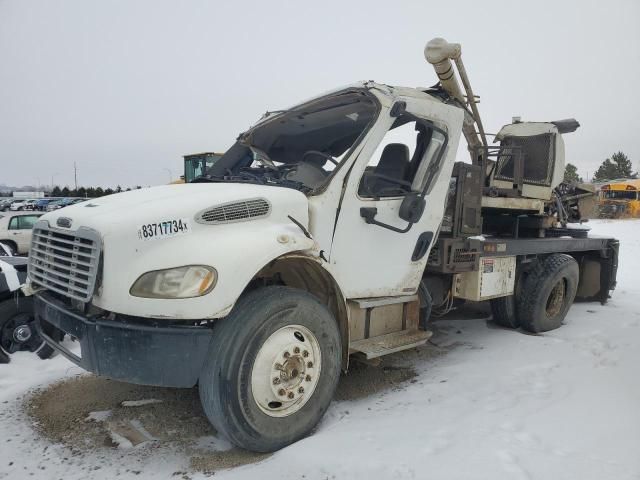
[0,212,42,254]
[9,200,31,211]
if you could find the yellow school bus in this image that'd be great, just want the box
[598,179,640,218]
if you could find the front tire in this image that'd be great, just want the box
[198,286,342,452]
[518,254,579,333]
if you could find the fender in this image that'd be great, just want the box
[251,252,351,369]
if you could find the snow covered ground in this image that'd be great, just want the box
[1,219,639,480]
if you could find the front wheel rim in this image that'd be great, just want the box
[251,325,322,418]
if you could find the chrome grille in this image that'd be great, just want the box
[196,198,270,225]
[29,223,101,302]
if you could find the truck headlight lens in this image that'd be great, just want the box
[130,265,217,299]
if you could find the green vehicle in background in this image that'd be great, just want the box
[182,152,224,183]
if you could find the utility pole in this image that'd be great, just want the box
[74,162,78,191]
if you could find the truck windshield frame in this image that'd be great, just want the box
[199,88,381,196]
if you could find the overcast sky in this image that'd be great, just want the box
[1,0,638,188]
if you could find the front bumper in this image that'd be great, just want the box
[34,292,214,388]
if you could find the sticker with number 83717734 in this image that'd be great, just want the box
[137,218,191,241]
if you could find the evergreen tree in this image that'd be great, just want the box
[611,151,634,178]
[52,186,62,196]
[564,163,583,183]
[593,151,634,181]
[593,159,616,181]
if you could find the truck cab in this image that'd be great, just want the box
[28,81,467,449]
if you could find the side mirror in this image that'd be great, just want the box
[399,193,426,223]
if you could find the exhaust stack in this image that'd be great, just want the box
[425,38,488,164]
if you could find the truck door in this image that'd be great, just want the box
[329,97,463,298]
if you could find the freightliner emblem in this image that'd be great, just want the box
[56,217,73,228]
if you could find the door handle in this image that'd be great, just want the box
[411,231,434,261]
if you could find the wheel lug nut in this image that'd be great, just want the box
[307,361,313,368]
[278,389,286,396]
[293,347,300,354]
[302,350,309,357]
[287,392,294,399]
[305,375,311,382]
[283,351,290,359]
[298,387,304,394]
[273,377,280,385]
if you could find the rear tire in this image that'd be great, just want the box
[490,266,524,329]
[198,286,342,452]
[518,254,579,333]
[490,295,519,328]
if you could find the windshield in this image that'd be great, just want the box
[198,89,378,194]
[601,189,637,200]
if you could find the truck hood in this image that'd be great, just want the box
[40,183,309,234]
[33,182,315,320]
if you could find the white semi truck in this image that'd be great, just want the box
[29,39,618,452]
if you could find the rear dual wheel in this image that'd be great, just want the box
[518,254,579,333]
[490,254,579,333]
[198,286,341,452]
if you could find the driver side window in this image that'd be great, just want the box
[358,116,441,198]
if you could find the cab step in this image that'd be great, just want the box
[349,329,432,359]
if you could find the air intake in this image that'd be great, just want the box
[196,198,271,225]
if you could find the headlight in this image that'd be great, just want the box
[130,265,217,299]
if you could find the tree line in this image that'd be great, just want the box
[0,185,144,198]
[48,185,143,198]
[564,151,635,184]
